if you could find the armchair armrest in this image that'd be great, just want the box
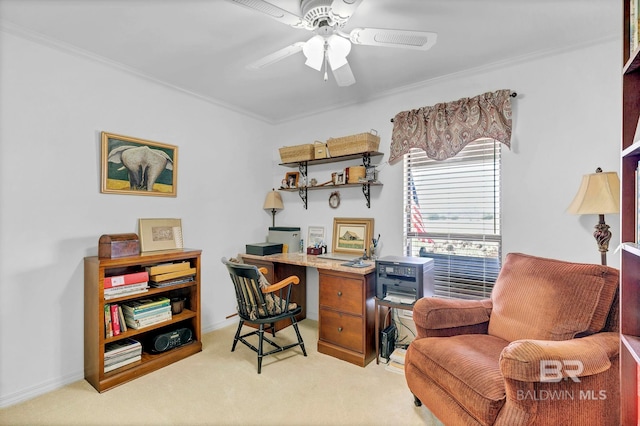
[499,332,619,382]
[413,297,492,338]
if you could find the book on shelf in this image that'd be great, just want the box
[104,355,142,373]
[122,296,171,312]
[123,304,171,320]
[105,338,141,357]
[104,282,149,300]
[150,268,196,283]
[117,305,127,332]
[104,304,113,338]
[110,304,121,336]
[104,271,149,288]
[149,275,194,288]
[124,310,172,329]
[146,261,191,276]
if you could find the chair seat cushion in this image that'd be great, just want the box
[407,334,508,425]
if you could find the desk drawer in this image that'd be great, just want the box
[319,309,363,353]
[319,274,363,316]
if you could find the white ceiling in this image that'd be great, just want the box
[0,0,619,123]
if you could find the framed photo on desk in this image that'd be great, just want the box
[332,217,374,256]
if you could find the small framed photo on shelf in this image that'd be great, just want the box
[331,217,374,256]
[139,218,184,252]
[285,171,300,188]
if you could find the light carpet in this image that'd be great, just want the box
[0,319,442,425]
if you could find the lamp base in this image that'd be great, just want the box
[593,214,611,266]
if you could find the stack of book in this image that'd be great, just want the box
[385,347,407,375]
[146,261,196,288]
[122,297,172,329]
[104,271,149,300]
[104,338,142,373]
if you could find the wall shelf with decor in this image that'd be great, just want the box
[84,249,202,393]
[620,0,640,423]
[279,151,384,209]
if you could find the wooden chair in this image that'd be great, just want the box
[222,258,307,373]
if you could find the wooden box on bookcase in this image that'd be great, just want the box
[84,248,202,392]
[620,0,640,423]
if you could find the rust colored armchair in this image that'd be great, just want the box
[405,253,619,425]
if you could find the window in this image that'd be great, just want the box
[403,139,502,299]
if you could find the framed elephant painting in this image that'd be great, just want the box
[101,131,178,197]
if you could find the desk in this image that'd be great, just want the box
[374,297,415,364]
[242,253,377,367]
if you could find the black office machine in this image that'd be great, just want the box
[375,256,434,304]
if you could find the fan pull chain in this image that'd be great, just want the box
[323,42,328,82]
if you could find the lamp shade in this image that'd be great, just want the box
[263,190,284,211]
[567,170,620,215]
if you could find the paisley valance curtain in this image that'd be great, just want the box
[389,89,513,164]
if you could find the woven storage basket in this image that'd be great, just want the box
[326,130,380,157]
[279,144,315,163]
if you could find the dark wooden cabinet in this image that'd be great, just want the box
[84,249,202,392]
[317,269,376,367]
[620,0,640,422]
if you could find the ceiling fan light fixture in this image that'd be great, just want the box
[326,34,351,70]
[302,35,325,70]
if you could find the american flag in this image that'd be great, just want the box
[408,170,427,238]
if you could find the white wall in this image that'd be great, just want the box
[0,30,621,406]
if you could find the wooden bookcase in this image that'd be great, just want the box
[620,0,640,422]
[84,249,202,392]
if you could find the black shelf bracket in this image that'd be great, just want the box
[298,162,308,209]
[361,152,371,168]
[362,183,371,208]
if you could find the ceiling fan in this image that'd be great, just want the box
[230,0,437,87]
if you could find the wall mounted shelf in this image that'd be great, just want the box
[279,151,383,209]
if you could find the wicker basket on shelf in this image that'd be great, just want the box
[326,130,380,157]
[279,144,315,163]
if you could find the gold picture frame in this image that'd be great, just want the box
[332,217,374,256]
[101,131,178,197]
[139,218,184,252]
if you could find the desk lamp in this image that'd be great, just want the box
[567,167,620,265]
[263,189,284,227]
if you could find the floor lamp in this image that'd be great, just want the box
[567,167,620,266]
[263,189,284,227]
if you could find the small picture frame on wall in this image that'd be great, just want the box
[101,132,178,197]
[139,218,184,252]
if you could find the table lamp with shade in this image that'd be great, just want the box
[567,167,620,265]
[263,189,284,227]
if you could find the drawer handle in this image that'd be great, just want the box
[338,327,343,332]
[337,291,342,297]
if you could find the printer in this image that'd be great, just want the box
[375,255,434,304]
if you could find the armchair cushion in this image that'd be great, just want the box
[488,253,618,342]
[413,297,492,338]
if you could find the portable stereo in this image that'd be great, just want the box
[150,327,193,353]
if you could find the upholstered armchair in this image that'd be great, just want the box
[405,253,619,426]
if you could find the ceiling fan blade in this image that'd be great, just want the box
[331,62,356,87]
[229,0,307,29]
[247,42,305,69]
[349,27,437,50]
[330,0,364,24]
